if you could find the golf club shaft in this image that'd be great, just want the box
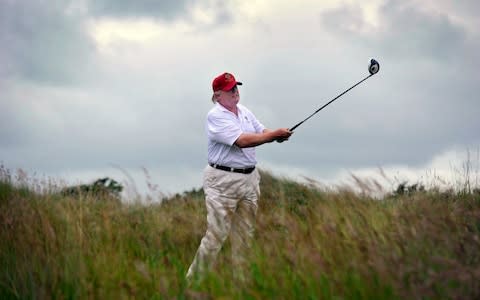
[290,73,373,131]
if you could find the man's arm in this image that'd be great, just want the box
[234,128,292,148]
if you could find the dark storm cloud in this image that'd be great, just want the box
[0,1,94,84]
[86,0,234,27]
[0,0,234,84]
[320,0,468,62]
[380,1,467,61]
[87,0,194,19]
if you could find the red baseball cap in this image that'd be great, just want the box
[212,72,243,92]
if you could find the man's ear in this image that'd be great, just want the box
[212,91,221,103]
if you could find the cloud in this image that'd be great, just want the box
[86,0,235,30]
[380,0,467,61]
[87,0,194,20]
[0,1,95,85]
[0,0,236,85]
[310,0,479,168]
[320,0,468,62]
[0,79,207,173]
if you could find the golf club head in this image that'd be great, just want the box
[368,59,380,75]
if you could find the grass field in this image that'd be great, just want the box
[1,168,480,299]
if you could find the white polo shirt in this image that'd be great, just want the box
[206,103,266,168]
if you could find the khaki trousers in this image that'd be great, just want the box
[186,165,260,281]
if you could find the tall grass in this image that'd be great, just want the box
[1,168,479,299]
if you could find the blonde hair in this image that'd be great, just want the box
[211,91,221,103]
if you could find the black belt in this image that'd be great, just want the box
[209,163,256,174]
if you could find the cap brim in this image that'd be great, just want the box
[221,81,243,91]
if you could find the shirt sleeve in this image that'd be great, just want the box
[243,106,265,133]
[206,112,242,146]
[251,114,265,133]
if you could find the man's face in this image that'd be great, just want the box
[217,85,239,106]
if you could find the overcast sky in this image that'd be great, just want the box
[1,0,479,198]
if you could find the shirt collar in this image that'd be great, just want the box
[216,102,242,115]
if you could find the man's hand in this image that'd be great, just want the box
[270,128,293,143]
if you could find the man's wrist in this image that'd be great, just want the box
[264,131,275,143]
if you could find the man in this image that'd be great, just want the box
[186,72,292,282]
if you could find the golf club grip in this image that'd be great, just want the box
[290,122,302,131]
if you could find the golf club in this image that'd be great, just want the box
[289,58,380,131]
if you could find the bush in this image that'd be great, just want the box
[61,177,123,201]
